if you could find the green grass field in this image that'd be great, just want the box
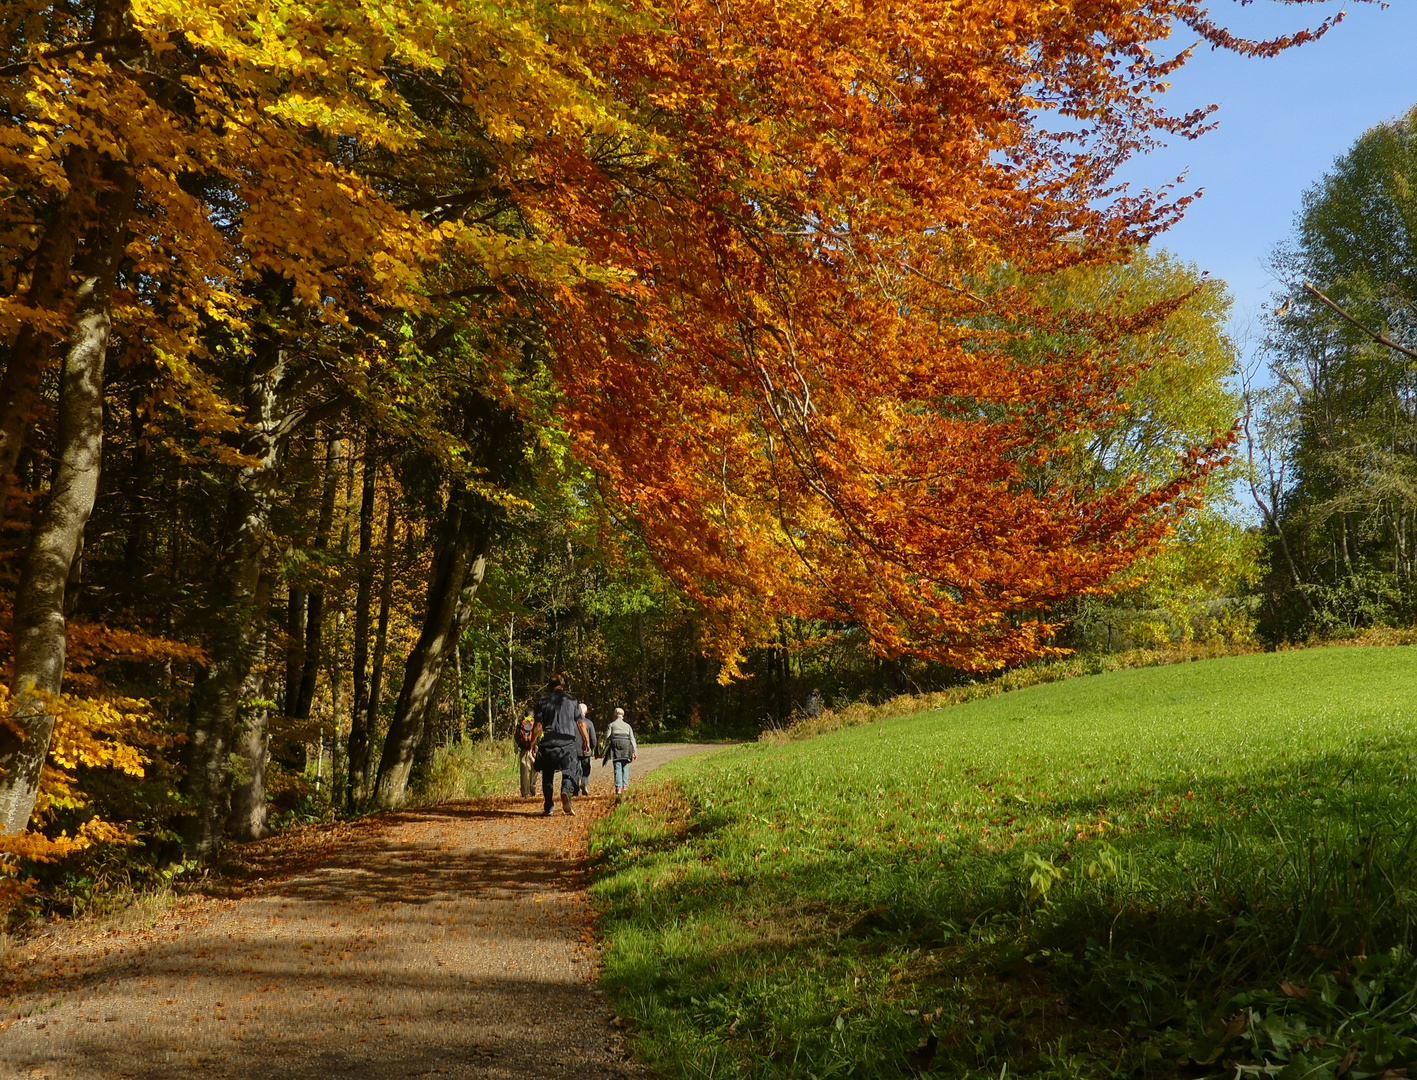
[590,646,1417,1080]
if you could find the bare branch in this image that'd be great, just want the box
[1302,281,1417,362]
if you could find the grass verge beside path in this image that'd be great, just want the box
[590,646,1417,1080]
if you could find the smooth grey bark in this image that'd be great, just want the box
[325,444,357,794]
[0,143,96,526]
[0,164,136,835]
[412,587,477,779]
[371,505,487,810]
[180,346,291,858]
[345,437,378,810]
[411,671,445,783]
[226,569,274,842]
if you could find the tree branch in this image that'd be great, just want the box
[1303,281,1417,362]
[0,36,143,77]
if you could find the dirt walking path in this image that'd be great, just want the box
[0,742,723,1079]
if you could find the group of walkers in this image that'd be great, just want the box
[514,675,639,816]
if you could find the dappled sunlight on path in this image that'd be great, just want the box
[0,744,724,1078]
[0,799,622,1078]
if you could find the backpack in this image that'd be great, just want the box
[515,717,537,750]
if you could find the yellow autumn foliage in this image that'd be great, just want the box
[0,684,148,908]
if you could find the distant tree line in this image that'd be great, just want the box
[1247,106,1417,640]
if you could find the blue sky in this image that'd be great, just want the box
[1118,1,1417,347]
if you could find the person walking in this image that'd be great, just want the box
[515,712,538,798]
[532,674,590,816]
[577,703,598,796]
[601,707,638,795]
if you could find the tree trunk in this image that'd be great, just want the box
[348,439,377,777]
[295,436,341,720]
[323,444,357,791]
[413,582,477,781]
[452,642,465,741]
[121,394,153,589]
[284,586,306,716]
[349,496,396,808]
[180,345,291,858]
[227,568,274,842]
[412,668,446,784]
[0,164,136,835]
[371,504,487,810]
[0,147,96,525]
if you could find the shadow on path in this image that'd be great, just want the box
[0,746,726,1080]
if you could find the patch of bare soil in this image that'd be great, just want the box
[0,744,723,1080]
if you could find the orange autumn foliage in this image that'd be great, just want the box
[510,0,1346,670]
[0,0,1362,861]
[1,0,1347,681]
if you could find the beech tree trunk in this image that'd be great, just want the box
[412,669,446,783]
[350,503,399,807]
[371,503,487,810]
[0,163,136,835]
[295,436,341,720]
[181,345,292,858]
[284,586,306,716]
[0,147,96,525]
[346,436,379,810]
[226,569,274,842]
[414,589,476,779]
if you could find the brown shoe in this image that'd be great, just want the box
[560,791,575,815]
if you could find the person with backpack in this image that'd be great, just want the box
[515,712,538,797]
[532,674,591,815]
[600,707,638,795]
[577,703,598,796]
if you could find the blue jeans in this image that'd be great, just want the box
[613,760,630,789]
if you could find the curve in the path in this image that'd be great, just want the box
[0,743,727,1080]
[617,740,727,786]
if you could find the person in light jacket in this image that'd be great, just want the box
[577,702,598,796]
[600,707,638,794]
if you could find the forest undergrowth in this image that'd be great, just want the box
[407,739,521,807]
[590,645,1417,1080]
[4,737,518,928]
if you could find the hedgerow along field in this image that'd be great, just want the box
[590,646,1417,1080]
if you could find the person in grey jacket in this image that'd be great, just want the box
[600,707,638,794]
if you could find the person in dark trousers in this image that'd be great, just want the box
[532,674,591,816]
[577,703,597,796]
[515,713,538,798]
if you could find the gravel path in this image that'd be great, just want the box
[0,742,725,1079]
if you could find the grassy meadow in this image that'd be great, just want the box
[590,646,1417,1080]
